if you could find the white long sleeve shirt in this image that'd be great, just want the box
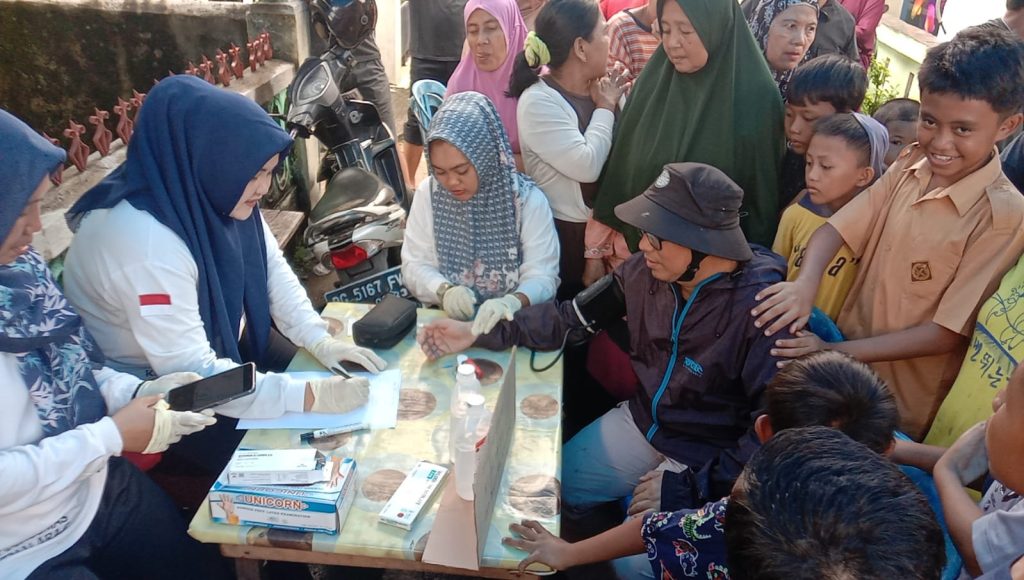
[517,80,615,224]
[63,201,330,419]
[0,356,137,579]
[401,178,560,306]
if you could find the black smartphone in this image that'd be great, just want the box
[166,363,256,412]
[339,360,369,373]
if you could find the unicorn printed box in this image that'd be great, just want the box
[209,457,356,534]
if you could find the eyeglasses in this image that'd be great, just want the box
[641,230,662,250]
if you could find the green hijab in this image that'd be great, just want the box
[593,0,785,249]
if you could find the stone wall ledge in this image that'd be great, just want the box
[9,0,250,16]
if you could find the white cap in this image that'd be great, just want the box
[462,393,485,408]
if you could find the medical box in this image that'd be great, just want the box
[210,457,356,534]
[378,461,449,530]
[227,448,331,486]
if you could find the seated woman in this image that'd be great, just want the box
[63,76,381,475]
[510,0,625,298]
[0,109,223,579]
[446,0,528,163]
[746,0,819,95]
[401,91,559,336]
[590,0,785,263]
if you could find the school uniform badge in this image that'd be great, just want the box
[911,261,932,282]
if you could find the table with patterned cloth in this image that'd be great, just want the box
[187,303,564,578]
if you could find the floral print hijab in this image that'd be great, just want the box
[747,0,819,95]
[0,109,107,437]
[426,91,529,301]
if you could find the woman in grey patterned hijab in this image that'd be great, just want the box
[747,0,819,95]
[401,91,560,335]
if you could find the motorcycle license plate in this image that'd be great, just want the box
[324,266,419,305]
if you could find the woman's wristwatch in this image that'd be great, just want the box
[436,282,454,304]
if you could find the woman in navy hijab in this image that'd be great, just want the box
[64,76,381,475]
[0,108,224,579]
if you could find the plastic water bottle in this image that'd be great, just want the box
[449,364,482,458]
[454,393,488,500]
[455,363,481,402]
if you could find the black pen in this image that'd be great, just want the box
[299,425,364,442]
[329,363,352,379]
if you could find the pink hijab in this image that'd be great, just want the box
[444,0,527,153]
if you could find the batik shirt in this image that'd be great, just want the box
[642,498,731,579]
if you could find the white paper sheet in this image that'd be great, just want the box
[235,370,402,430]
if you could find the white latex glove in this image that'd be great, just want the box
[309,337,387,374]
[308,376,371,413]
[442,285,477,321]
[472,294,522,336]
[142,399,217,454]
[135,371,203,398]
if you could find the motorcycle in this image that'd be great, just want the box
[285,0,410,296]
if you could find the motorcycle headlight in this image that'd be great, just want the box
[297,64,331,103]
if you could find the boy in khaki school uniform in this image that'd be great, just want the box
[751,26,1024,440]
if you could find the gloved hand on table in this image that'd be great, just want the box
[307,376,371,413]
[442,285,477,321]
[309,337,387,373]
[472,294,522,336]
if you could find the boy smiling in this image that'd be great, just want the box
[752,26,1024,439]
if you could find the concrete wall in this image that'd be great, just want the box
[0,0,326,257]
[377,0,405,86]
[875,12,938,100]
[2,0,241,137]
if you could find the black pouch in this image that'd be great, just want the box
[352,295,418,349]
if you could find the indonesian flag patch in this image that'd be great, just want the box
[138,293,173,317]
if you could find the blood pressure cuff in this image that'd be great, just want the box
[571,274,626,335]
[353,295,417,349]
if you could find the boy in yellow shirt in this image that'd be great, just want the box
[773,113,888,321]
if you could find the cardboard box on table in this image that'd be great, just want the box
[421,348,518,571]
[209,457,357,534]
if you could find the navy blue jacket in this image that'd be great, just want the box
[476,245,792,507]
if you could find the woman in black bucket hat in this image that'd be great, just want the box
[418,163,796,561]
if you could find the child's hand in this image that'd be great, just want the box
[628,470,663,516]
[771,330,828,365]
[936,421,990,486]
[503,520,575,573]
[751,280,816,335]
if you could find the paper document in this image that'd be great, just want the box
[235,370,401,430]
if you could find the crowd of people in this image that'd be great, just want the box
[411,0,1024,577]
[3,0,1024,577]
